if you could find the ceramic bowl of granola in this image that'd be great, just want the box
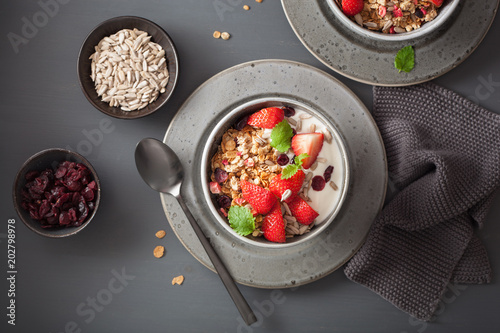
[201,98,350,248]
[328,0,461,41]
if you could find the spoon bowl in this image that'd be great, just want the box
[134,138,257,326]
[135,139,183,196]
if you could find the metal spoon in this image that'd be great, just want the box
[134,138,257,326]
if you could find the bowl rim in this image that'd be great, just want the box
[12,148,101,238]
[77,15,179,119]
[200,97,351,249]
[326,0,461,42]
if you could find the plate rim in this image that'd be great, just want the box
[281,0,500,86]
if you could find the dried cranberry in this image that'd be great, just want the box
[47,216,58,225]
[282,106,296,117]
[65,180,82,192]
[277,154,289,166]
[87,181,97,190]
[54,192,71,208]
[214,168,228,183]
[59,212,70,225]
[235,115,249,130]
[81,186,95,202]
[415,8,424,19]
[323,165,334,182]
[55,166,67,179]
[311,176,326,191]
[217,195,232,209]
[68,208,77,222]
[20,160,98,229]
[25,170,39,181]
[77,199,89,223]
[65,168,80,182]
[39,200,51,217]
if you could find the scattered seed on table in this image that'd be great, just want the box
[172,275,184,285]
[243,5,250,10]
[213,30,221,39]
[155,230,166,239]
[153,245,165,258]
[221,32,231,40]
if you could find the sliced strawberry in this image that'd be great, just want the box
[342,0,364,16]
[247,107,284,129]
[269,170,305,203]
[261,201,286,243]
[240,180,275,215]
[287,196,319,225]
[429,0,443,7]
[291,133,324,169]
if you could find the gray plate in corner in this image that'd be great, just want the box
[281,0,499,86]
[161,60,387,288]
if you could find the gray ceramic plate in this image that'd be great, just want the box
[161,60,387,288]
[281,0,499,86]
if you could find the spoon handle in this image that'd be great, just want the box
[177,194,257,326]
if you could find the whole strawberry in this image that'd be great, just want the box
[247,107,284,129]
[342,0,364,16]
[240,180,276,215]
[287,196,319,225]
[261,201,286,243]
[269,169,305,203]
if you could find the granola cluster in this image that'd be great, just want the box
[210,125,283,236]
[350,0,440,34]
[211,122,321,238]
[211,126,281,196]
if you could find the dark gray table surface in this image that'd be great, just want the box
[1,1,499,332]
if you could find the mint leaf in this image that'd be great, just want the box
[270,120,294,153]
[228,206,255,236]
[281,153,309,179]
[294,153,308,167]
[394,45,415,73]
[282,164,299,179]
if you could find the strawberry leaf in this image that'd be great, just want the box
[270,120,294,153]
[394,45,415,73]
[228,206,255,236]
[281,153,309,179]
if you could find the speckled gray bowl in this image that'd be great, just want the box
[201,97,350,249]
[327,0,460,42]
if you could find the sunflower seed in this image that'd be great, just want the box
[322,128,333,144]
[90,28,169,112]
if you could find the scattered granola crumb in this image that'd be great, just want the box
[213,30,221,39]
[243,5,250,10]
[172,275,184,285]
[221,32,231,40]
[153,245,165,258]
[255,0,262,3]
[155,230,166,239]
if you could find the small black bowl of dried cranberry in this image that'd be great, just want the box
[13,148,101,238]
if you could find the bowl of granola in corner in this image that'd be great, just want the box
[328,0,461,41]
[201,98,350,248]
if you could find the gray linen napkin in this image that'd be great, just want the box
[344,82,500,321]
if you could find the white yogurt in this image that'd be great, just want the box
[286,109,346,225]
